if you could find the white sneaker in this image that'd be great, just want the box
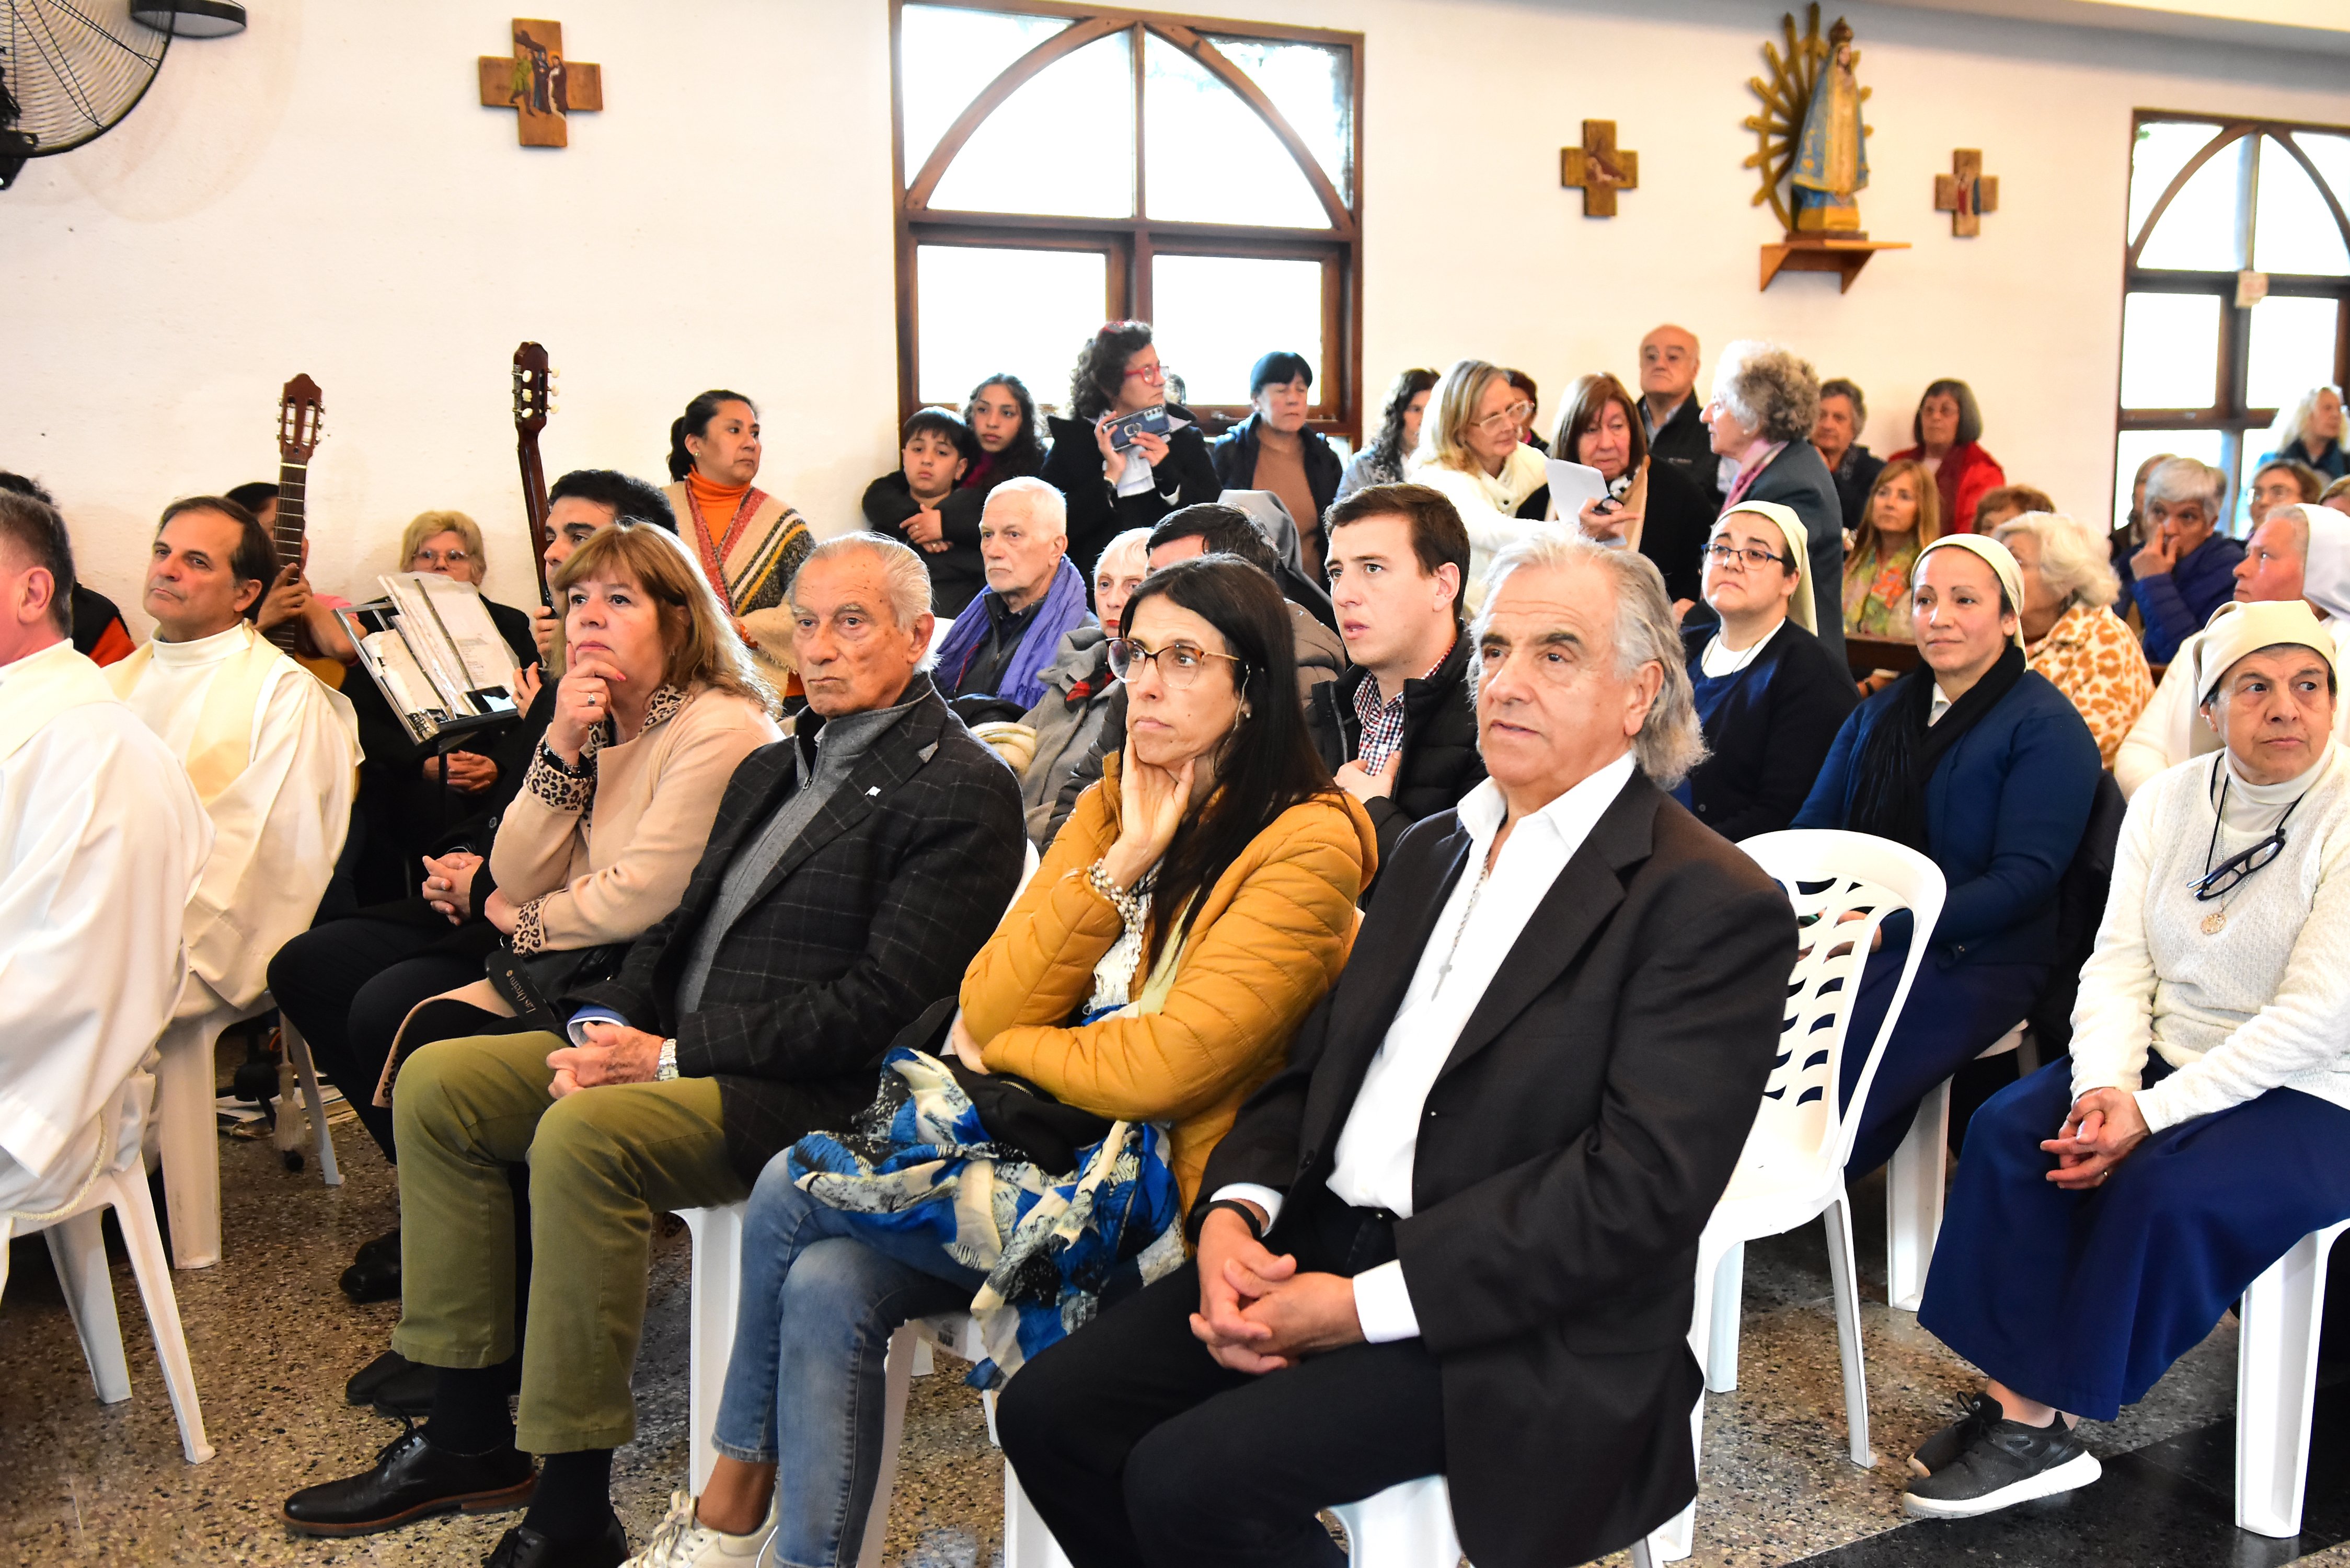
[623,1488,774,1567]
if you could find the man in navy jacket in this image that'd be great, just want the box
[2129,457,2244,664]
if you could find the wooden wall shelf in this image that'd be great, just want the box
[1760,236,1910,293]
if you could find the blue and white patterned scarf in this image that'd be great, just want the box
[785,1046,1188,1389]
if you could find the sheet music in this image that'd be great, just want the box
[415,572,522,693]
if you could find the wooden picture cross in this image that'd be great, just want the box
[1561,120,1639,217]
[1933,148,1999,237]
[479,18,602,147]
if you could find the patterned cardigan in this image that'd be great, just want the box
[2026,602,2156,768]
[567,675,1027,1186]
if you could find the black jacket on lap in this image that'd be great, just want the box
[862,472,987,617]
[1676,620,1858,843]
[1197,775,1795,1567]
[567,675,1026,1186]
[1039,404,1222,580]
[1303,631,1484,881]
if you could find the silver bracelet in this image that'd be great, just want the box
[1086,858,1148,931]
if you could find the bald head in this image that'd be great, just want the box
[1639,324,1700,408]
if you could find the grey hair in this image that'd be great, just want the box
[1819,376,1868,426]
[789,531,934,629]
[1992,512,2121,612]
[2146,457,2226,516]
[983,474,1068,541]
[1711,340,1821,445]
[1470,532,1708,788]
[1096,525,1153,579]
[2264,384,2346,460]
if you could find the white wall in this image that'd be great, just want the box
[8,0,2348,629]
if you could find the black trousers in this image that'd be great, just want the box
[269,914,488,1163]
[996,1190,1446,1568]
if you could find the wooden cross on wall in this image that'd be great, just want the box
[1561,120,1639,217]
[478,19,602,147]
[1934,148,1999,237]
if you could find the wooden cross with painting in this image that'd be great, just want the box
[1934,149,1999,237]
[478,19,602,148]
[1561,120,1638,217]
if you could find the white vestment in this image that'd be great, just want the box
[108,620,360,1265]
[0,641,211,1215]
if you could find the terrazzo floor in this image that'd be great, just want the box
[0,1036,2337,1565]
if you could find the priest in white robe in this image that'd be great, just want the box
[109,496,361,1267]
[0,492,210,1220]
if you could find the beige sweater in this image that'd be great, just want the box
[492,683,781,953]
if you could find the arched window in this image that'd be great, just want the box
[2116,113,2350,525]
[893,3,1363,442]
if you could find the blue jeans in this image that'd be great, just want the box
[711,1155,985,1568]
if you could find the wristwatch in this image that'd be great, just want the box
[656,1038,679,1081]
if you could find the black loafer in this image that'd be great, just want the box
[280,1423,535,1537]
[345,1348,416,1408]
[355,1227,401,1265]
[340,1244,404,1304]
[483,1513,628,1567]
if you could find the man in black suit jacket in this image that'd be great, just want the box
[283,534,1026,1566]
[998,532,1795,1568]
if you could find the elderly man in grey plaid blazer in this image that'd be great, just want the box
[284,534,1027,1568]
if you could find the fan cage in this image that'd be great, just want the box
[3,0,171,159]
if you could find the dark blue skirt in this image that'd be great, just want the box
[1836,944,2047,1180]
[1918,1058,2350,1420]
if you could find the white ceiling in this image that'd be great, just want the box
[1874,0,2350,56]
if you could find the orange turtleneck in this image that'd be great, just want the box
[685,469,753,536]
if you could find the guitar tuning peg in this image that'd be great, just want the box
[549,369,560,380]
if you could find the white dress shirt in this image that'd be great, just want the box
[1215,753,1638,1343]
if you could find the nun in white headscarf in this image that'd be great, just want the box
[1674,500,1860,839]
[1793,529,2105,1179]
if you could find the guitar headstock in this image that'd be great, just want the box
[513,341,556,435]
[278,373,325,464]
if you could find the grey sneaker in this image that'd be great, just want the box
[1908,1390,2003,1478]
[1904,1407,2101,1518]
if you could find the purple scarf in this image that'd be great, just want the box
[932,555,1091,709]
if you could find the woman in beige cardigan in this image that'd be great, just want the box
[394,520,780,1062]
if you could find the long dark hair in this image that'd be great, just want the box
[1071,321,1155,423]
[1368,366,1440,474]
[668,389,757,482]
[1118,555,1339,969]
[963,373,1047,481]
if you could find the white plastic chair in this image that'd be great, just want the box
[1328,1475,1658,1567]
[1884,1020,2033,1312]
[154,1000,341,1269]
[2237,1218,2349,1537]
[1,1149,215,1464]
[1648,829,1947,1562]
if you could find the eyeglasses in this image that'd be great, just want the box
[413,548,473,569]
[1122,363,1171,384]
[1473,401,1537,435]
[1704,542,1789,570]
[2192,832,2289,901]
[1106,636,1246,689]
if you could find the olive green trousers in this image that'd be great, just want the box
[388,1031,747,1454]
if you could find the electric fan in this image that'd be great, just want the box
[1,1,171,189]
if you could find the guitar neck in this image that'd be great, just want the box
[517,433,554,608]
[267,459,309,650]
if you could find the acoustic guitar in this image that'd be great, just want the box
[512,342,556,607]
[269,374,347,688]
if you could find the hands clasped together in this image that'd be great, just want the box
[1188,1206,1365,1374]
[2040,1086,2152,1190]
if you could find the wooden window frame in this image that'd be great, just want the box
[890,0,1365,443]
[2117,111,2350,505]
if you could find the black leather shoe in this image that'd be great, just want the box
[483,1514,628,1567]
[340,1241,403,1303]
[280,1422,535,1536]
[355,1227,401,1264]
[345,1349,416,1408]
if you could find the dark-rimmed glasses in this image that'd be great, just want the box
[1107,637,1246,689]
[1704,542,1788,570]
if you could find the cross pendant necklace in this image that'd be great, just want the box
[1433,854,1497,990]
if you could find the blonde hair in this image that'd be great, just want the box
[1853,458,1941,563]
[1992,512,2121,612]
[2265,385,2347,463]
[552,520,776,711]
[1415,358,1512,475]
[399,510,487,582]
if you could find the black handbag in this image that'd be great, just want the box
[482,939,631,1035]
